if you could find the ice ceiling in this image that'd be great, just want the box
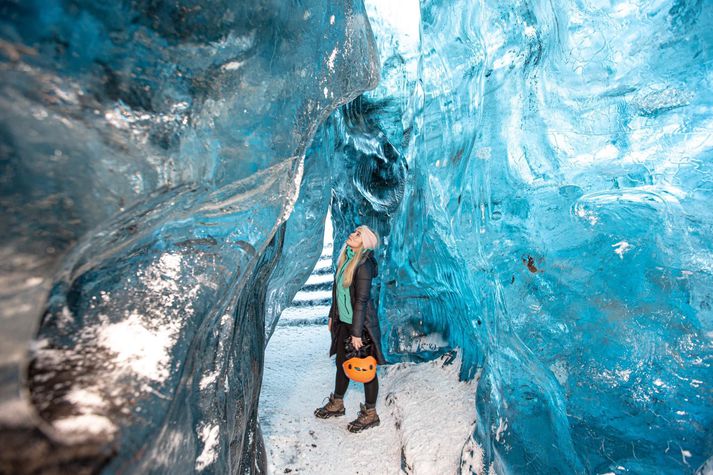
[1,0,711,474]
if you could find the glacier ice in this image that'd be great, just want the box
[0,0,378,472]
[1,0,712,473]
[327,0,713,473]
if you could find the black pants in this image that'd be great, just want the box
[334,320,378,407]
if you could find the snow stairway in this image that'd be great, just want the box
[277,242,334,326]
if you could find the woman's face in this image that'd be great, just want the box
[346,228,363,249]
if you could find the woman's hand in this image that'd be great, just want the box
[328,318,332,331]
[351,336,363,350]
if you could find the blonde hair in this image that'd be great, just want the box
[336,225,379,288]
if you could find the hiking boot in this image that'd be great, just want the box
[314,393,345,419]
[347,403,380,432]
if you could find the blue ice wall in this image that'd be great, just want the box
[0,1,378,472]
[2,0,712,473]
[329,0,713,473]
[264,122,337,342]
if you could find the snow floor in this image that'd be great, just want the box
[259,323,484,474]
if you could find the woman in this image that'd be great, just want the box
[314,224,385,433]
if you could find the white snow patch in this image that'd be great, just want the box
[200,371,220,391]
[27,250,207,444]
[616,369,632,382]
[312,258,333,272]
[144,253,183,297]
[195,424,221,471]
[260,323,480,474]
[612,3,637,17]
[327,47,338,73]
[524,25,537,38]
[97,312,173,381]
[612,241,633,259]
[494,417,508,442]
[305,272,332,286]
[53,414,116,442]
[65,388,105,411]
[574,204,599,225]
[493,50,517,70]
[329,15,335,25]
[25,276,43,286]
[278,304,331,325]
[223,60,245,71]
[292,290,331,303]
[380,354,480,474]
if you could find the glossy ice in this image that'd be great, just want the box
[2,0,712,473]
[328,0,713,473]
[0,0,378,472]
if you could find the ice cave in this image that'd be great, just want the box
[0,0,711,473]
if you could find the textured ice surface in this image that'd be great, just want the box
[0,0,378,472]
[2,0,713,474]
[326,0,713,473]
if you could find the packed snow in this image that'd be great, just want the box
[259,323,481,474]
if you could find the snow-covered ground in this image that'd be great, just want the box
[259,323,483,474]
[259,214,483,474]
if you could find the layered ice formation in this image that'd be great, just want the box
[1,0,712,474]
[326,0,713,473]
[0,0,378,472]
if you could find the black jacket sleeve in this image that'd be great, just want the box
[350,261,374,338]
[328,278,337,321]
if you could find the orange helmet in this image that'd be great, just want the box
[343,355,378,383]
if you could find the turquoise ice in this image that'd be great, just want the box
[1,0,711,473]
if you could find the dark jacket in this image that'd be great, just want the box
[328,250,385,365]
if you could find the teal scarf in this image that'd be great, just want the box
[336,247,355,324]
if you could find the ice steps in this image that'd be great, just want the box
[278,248,334,326]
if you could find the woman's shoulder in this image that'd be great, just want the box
[357,252,378,277]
